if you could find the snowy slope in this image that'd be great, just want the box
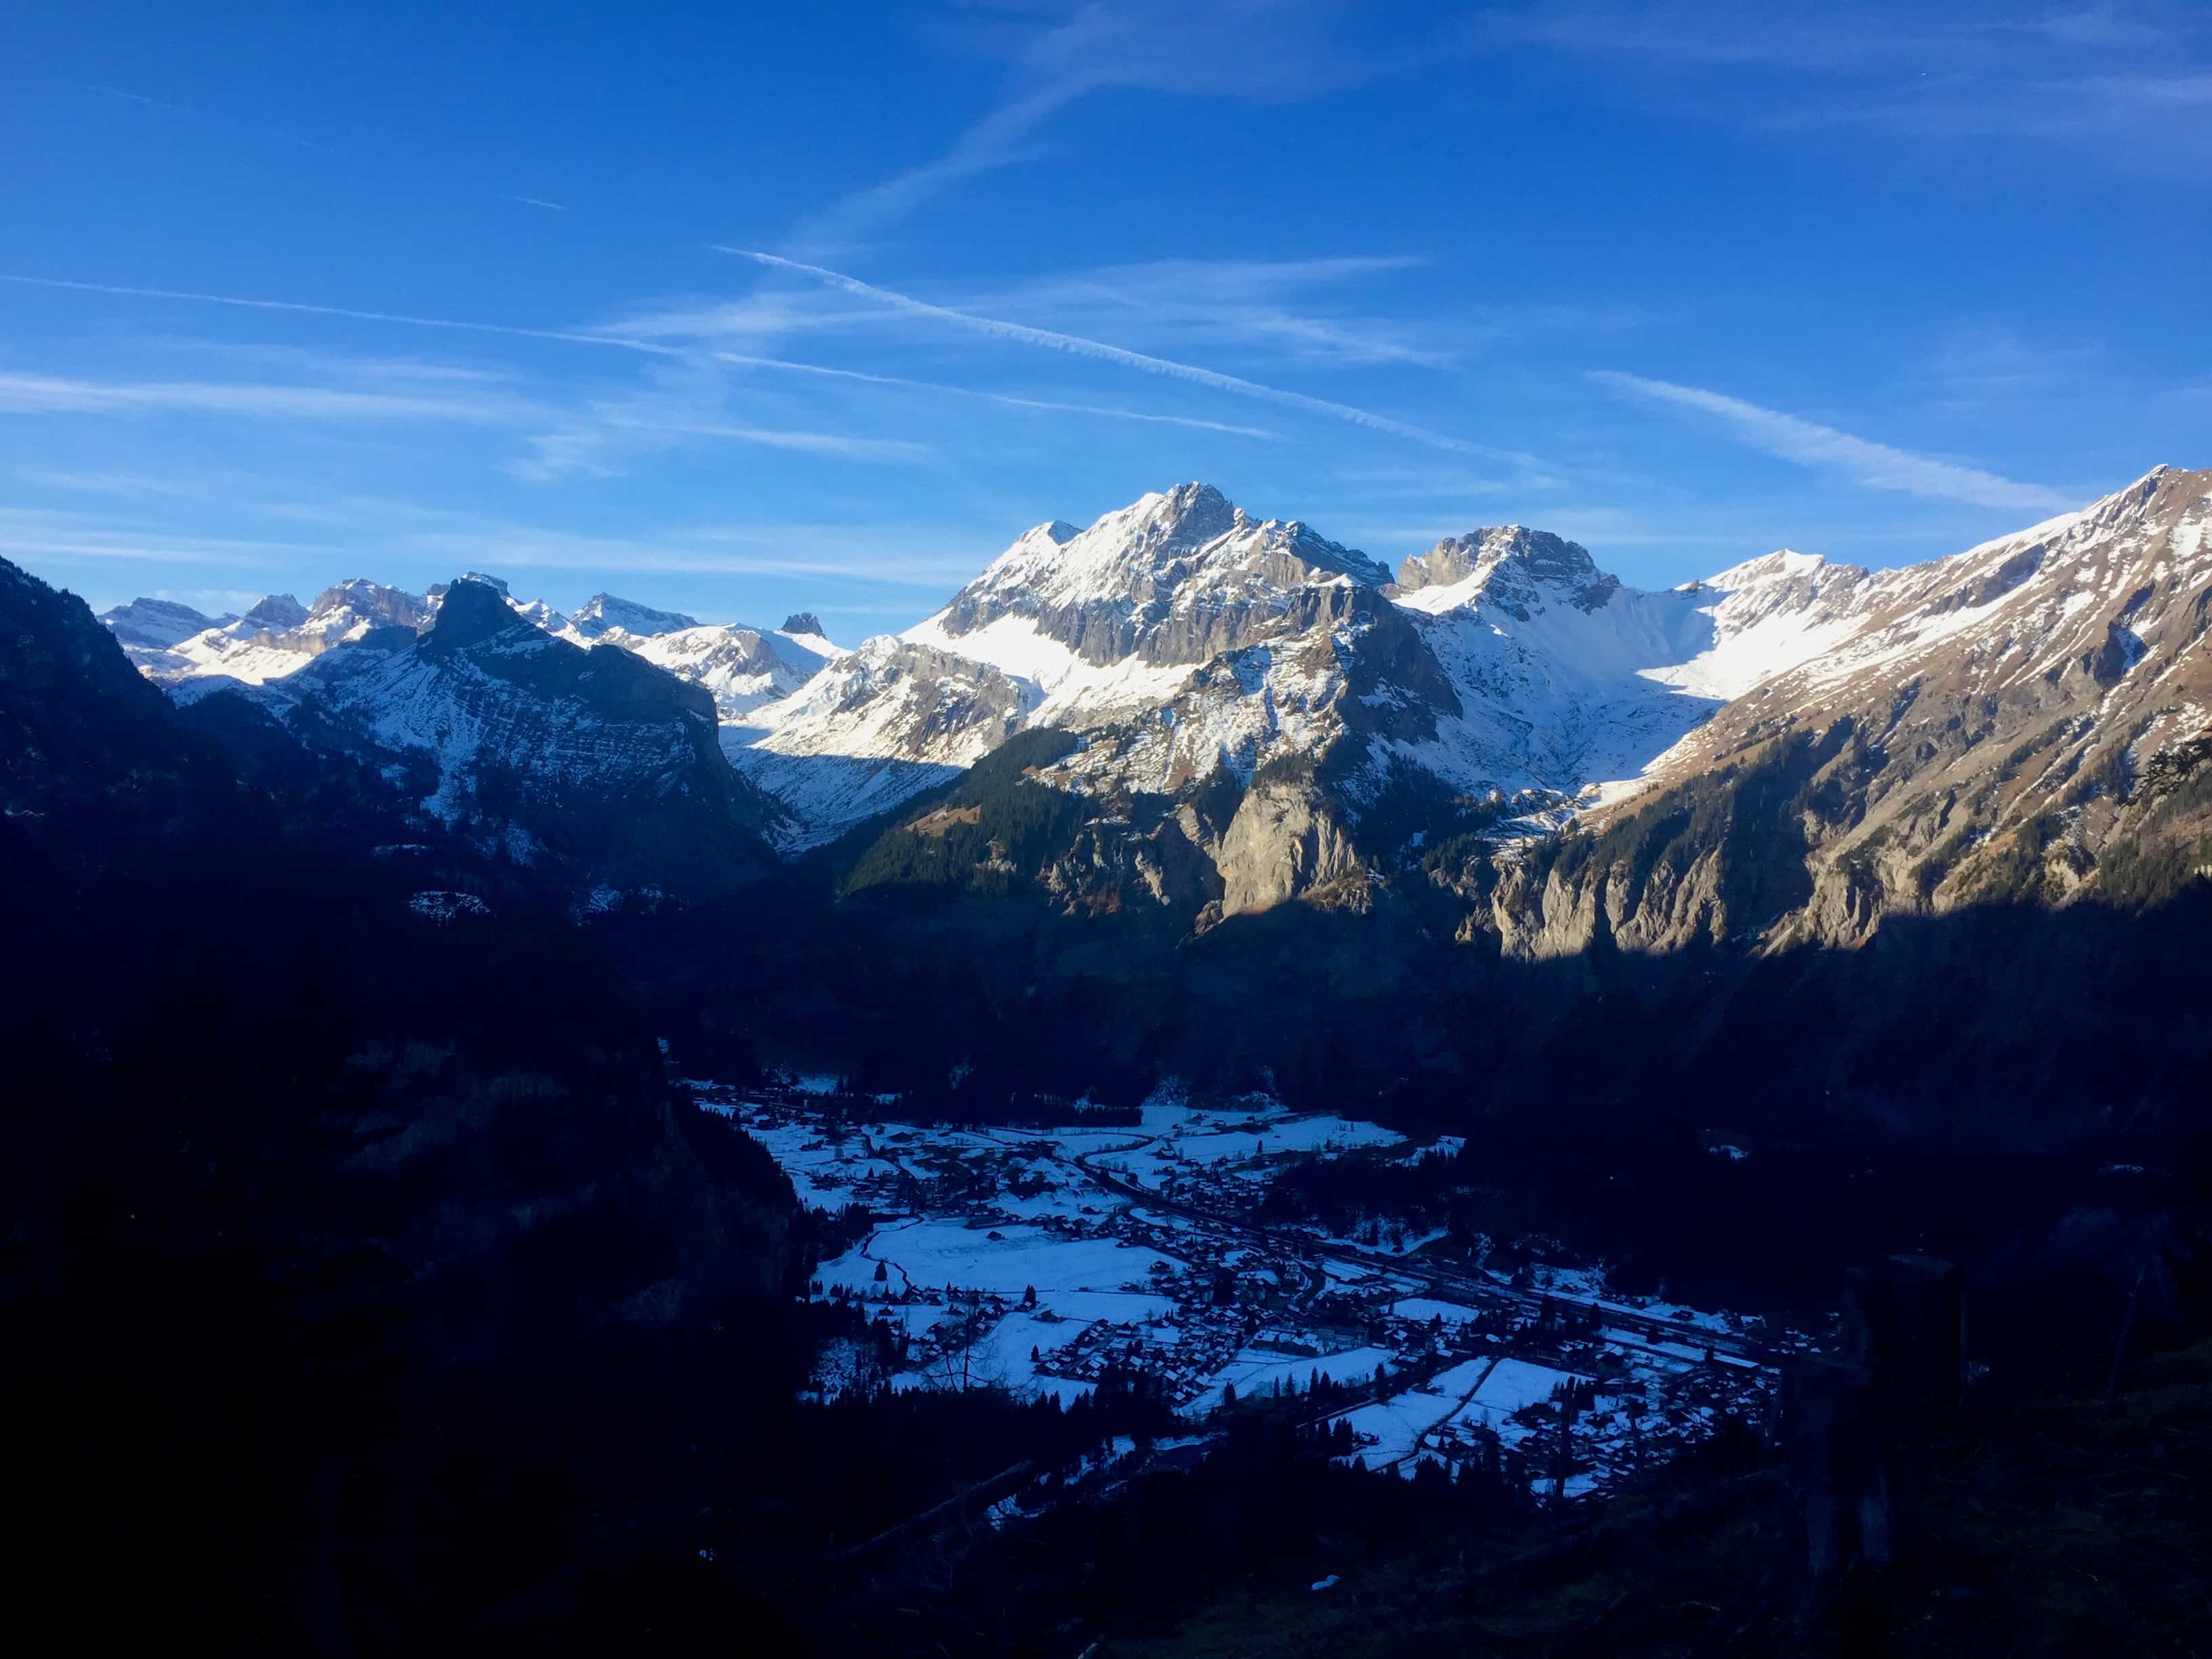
[733,484,1875,848]
[732,636,1021,848]
[734,485,1424,842]
[1384,532,1878,805]
[634,621,840,721]
[98,596,237,651]
[124,570,846,735]
[248,577,774,893]
[146,579,427,686]
[1481,466,2212,951]
[562,592,701,642]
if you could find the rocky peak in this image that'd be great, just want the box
[307,579,426,631]
[1395,526,1619,616]
[98,597,234,650]
[243,592,310,630]
[1695,549,1833,592]
[421,576,536,653]
[937,484,1387,655]
[569,593,701,640]
[780,612,826,638]
[1109,483,1240,556]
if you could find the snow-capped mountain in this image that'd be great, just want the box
[634,621,841,722]
[129,579,426,689]
[115,569,844,734]
[1506,464,2212,949]
[737,483,1445,852]
[235,577,775,895]
[562,592,701,642]
[731,483,1859,859]
[731,470,2209,930]
[734,637,1033,842]
[87,467,2209,926]
[1381,529,1876,810]
[98,596,239,651]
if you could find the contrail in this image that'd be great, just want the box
[710,351,1279,439]
[2,272,1280,441]
[720,247,1523,461]
[0,274,676,356]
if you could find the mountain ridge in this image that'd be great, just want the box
[86,466,2212,936]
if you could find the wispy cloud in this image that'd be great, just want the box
[1904,323,2109,413]
[1591,370,2077,511]
[785,1,1418,255]
[953,0,1409,105]
[0,274,679,357]
[64,79,343,155]
[723,249,1538,464]
[783,83,1091,258]
[0,505,340,567]
[962,256,1457,369]
[706,350,1280,439]
[1326,464,1530,499]
[0,370,544,426]
[509,407,929,482]
[9,270,1279,447]
[0,358,936,486]
[13,464,474,531]
[2,490,990,595]
[1462,1,2212,177]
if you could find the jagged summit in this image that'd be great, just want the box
[85,466,2207,926]
[1687,548,1841,592]
[307,579,425,630]
[965,484,1238,597]
[1392,525,1619,616]
[243,592,309,630]
[567,593,701,641]
[421,575,535,653]
[925,483,1389,668]
[98,596,237,650]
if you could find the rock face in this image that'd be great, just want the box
[1391,525,1620,615]
[565,592,701,642]
[746,485,1454,867]
[241,592,310,630]
[85,467,2209,928]
[1216,779,1364,918]
[251,577,777,897]
[98,596,237,651]
[1465,467,2212,956]
[125,577,432,687]
[747,482,1868,910]
[926,484,1393,667]
[632,623,838,721]
[735,638,1031,847]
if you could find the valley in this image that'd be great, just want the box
[15,16,2209,1650]
[709,1078,1785,1500]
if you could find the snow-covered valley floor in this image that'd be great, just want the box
[696,1082,1796,1502]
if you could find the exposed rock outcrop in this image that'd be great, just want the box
[1217,779,1364,918]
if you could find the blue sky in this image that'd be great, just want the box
[3,1,2206,638]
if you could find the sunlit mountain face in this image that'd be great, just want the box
[9,3,2212,1652]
